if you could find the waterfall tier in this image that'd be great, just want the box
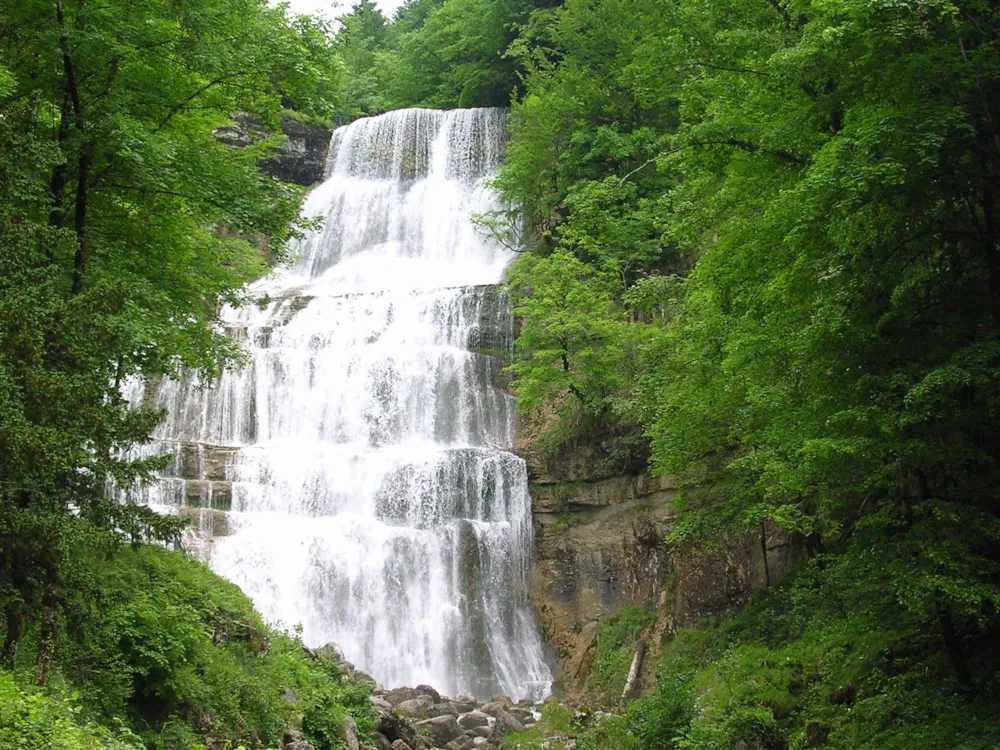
[127,108,552,701]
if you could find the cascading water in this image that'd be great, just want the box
[126,108,552,701]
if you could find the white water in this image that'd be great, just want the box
[127,108,552,701]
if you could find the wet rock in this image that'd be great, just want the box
[471,739,491,748]
[471,725,492,738]
[371,732,392,750]
[458,711,490,730]
[452,696,478,713]
[414,715,463,746]
[490,709,523,739]
[397,696,435,719]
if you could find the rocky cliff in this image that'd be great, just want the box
[516,426,804,704]
[216,114,332,186]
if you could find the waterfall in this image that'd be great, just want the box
[126,108,553,701]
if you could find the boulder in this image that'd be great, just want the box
[452,696,478,714]
[415,684,442,704]
[471,739,491,748]
[317,641,346,661]
[372,733,392,750]
[414,715,463,746]
[384,687,427,706]
[390,742,412,750]
[478,700,512,718]
[396,696,435,719]
[490,709,523,739]
[341,714,361,750]
[429,702,460,717]
[285,742,316,750]
[509,707,534,724]
[372,699,429,750]
[458,711,490,730]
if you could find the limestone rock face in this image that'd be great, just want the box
[216,115,332,186]
[518,416,805,703]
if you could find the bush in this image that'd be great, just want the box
[6,544,373,750]
[0,672,141,750]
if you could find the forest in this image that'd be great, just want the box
[1,0,999,748]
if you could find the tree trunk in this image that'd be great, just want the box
[70,144,93,295]
[1,602,24,669]
[34,583,58,687]
[620,638,646,703]
[937,603,973,688]
[760,520,771,587]
[48,93,72,229]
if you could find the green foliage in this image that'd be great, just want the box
[0,3,363,747]
[0,673,141,750]
[624,672,695,749]
[330,0,562,116]
[497,0,1000,746]
[590,607,656,703]
[3,545,373,750]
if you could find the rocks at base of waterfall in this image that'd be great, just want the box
[396,695,435,719]
[413,715,463,746]
[370,696,429,750]
[489,708,524,739]
[354,669,377,686]
[317,641,346,661]
[477,699,511,718]
[341,714,361,750]
[458,711,490,730]
[382,684,443,706]
[452,696,478,714]
[508,706,535,724]
[430,701,460,717]
[415,684,443,704]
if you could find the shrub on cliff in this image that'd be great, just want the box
[1,542,372,750]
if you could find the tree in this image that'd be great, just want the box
[0,0,322,682]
